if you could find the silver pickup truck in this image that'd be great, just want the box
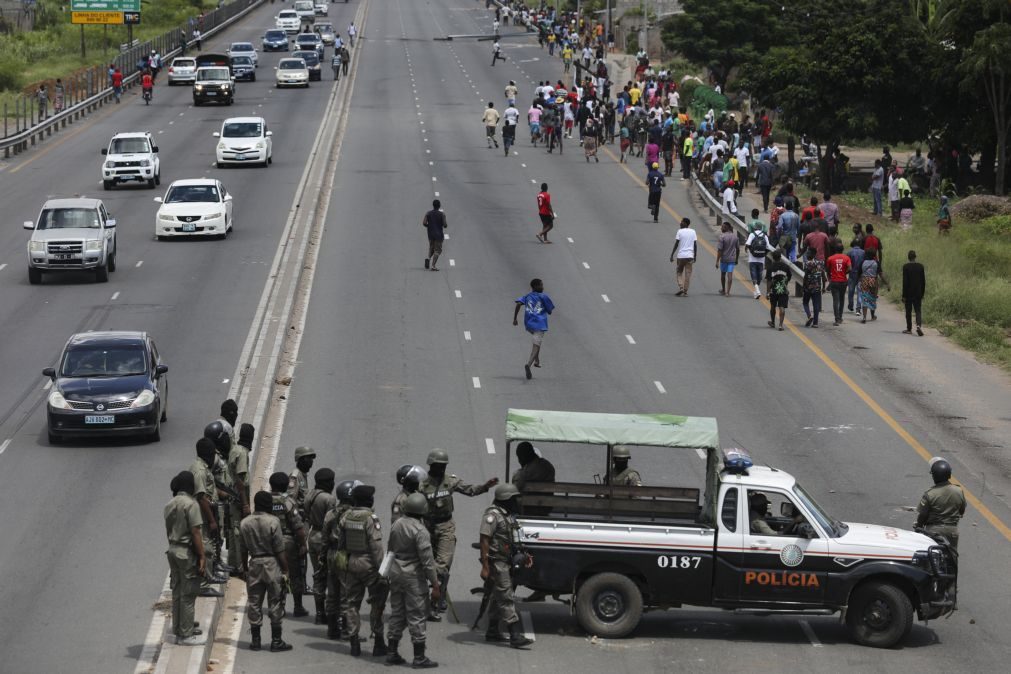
[25,197,118,284]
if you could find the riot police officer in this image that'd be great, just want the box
[419,448,498,620]
[240,491,292,652]
[204,421,237,576]
[228,423,254,575]
[305,468,336,624]
[479,484,533,648]
[268,472,308,617]
[288,446,316,595]
[916,459,967,551]
[323,479,361,639]
[385,492,440,668]
[392,464,427,525]
[607,445,642,486]
[339,484,389,657]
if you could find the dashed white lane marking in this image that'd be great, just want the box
[135,260,143,267]
[434,191,440,197]
[429,161,434,166]
[158,130,164,134]
[567,237,574,243]
[581,262,590,269]
[454,290,462,298]
[0,264,6,271]
[654,381,667,394]
[449,259,455,267]
[110,291,120,300]
[695,448,707,460]
[521,163,526,168]
[472,377,481,389]
[625,334,636,345]
[426,149,431,154]
[222,378,230,384]
[431,176,437,182]
[444,234,449,240]
[485,438,496,454]
[522,611,536,642]
[463,331,472,341]
[601,294,610,303]
[530,179,536,184]
[800,621,823,647]
[0,439,10,455]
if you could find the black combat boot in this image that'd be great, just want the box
[508,621,533,649]
[249,625,261,651]
[372,633,388,657]
[292,594,309,618]
[313,596,326,624]
[485,625,508,643]
[326,613,339,640]
[269,624,293,652]
[349,634,361,657]
[411,641,438,668]
[386,638,406,665]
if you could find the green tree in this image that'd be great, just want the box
[660,0,774,90]
[959,23,1011,195]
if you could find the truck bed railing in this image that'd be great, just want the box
[519,481,701,523]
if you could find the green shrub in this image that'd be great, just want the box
[981,215,1011,237]
[0,57,22,91]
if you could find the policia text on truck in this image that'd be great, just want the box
[501,409,958,649]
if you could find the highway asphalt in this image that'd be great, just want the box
[227,0,1011,673]
[0,4,350,672]
[0,1,1008,673]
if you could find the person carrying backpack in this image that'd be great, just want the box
[745,228,770,300]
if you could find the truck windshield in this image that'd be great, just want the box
[793,483,846,537]
[38,208,100,230]
[109,138,150,154]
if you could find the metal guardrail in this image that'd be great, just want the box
[1,0,263,158]
[690,171,806,295]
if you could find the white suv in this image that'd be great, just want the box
[101,132,160,190]
[276,9,300,33]
[25,198,118,284]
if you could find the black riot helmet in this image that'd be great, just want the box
[396,464,414,485]
[203,421,230,454]
[930,460,952,484]
[403,466,427,494]
[336,479,363,504]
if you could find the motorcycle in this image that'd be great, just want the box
[142,87,152,105]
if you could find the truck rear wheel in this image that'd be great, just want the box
[845,581,913,648]
[575,573,643,639]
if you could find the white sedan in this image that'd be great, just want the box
[154,179,233,240]
[213,116,273,167]
[276,57,310,88]
[226,41,259,67]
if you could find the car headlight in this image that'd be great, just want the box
[256,141,265,149]
[48,391,72,409]
[194,84,203,90]
[222,84,231,90]
[84,239,102,252]
[158,213,175,221]
[104,161,115,169]
[217,142,226,151]
[29,240,46,253]
[131,389,156,408]
[140,159,151,167]
[204,212,224,220]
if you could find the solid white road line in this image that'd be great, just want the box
[485,438,496,454]
[800,620,823,647]
[601,294,610,303]
[625,334,636,345]
[472,377,481,389]
[0,439,10,455]
[454,290,462,298]
[654,381,667,394]
[463,331,471,341]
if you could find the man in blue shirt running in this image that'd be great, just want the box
[513,278,555,380]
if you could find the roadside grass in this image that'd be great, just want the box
[799,188,1011,372]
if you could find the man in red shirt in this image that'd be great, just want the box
[112,68,124,103]
[862,223,882,263]
[826,242,852,325]
[801,196,822,222]
[802,224,829,261]
[141,71,154,101]
[536,183,554,243]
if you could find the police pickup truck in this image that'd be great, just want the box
[503,409,957,649]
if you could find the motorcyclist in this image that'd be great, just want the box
[141,70,154,103]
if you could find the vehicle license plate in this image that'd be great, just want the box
[54,254,76,260]
[235,153,245,160]
[182,223,196,232]
[206,91,217,96]
[85,415,115,424]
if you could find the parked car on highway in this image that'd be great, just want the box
[226,41,258,67]
[262,28,290,51]
[230,55,256,82]
[291,50,322,81]
[155,178,234,239]
[101,131,160,190]
[213,116,273,168]
[276,9,300,33]
[43,331,168,443]
[166,57,197,85]
[276,57,309,88]
[293,32,324,57]
[25,197,117,284]
[314,22,336,46]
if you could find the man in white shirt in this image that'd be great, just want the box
[722,181,738,217]
[669,90,680,109]
[734,142,751,188]
[669,218,698,296]
[745,228,771,299]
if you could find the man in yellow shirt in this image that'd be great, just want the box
[629,84,642,106]
[680,133,694,180]
[561,45,573,73]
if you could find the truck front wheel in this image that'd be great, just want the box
[845,581,913,648]
[575,573,643,638]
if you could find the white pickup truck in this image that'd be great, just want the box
[502,409,958,649]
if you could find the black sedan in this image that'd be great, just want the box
[262,29,289,51]
[43,331,168,443]
[231,55,256,82]
[292,50,322,81]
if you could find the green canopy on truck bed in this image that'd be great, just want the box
[505,409,720,449]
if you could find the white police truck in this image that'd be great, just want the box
[502,409,958,649]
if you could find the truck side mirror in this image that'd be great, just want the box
[24,221,34,230]
[101,148,108,155]
[152,146,159,153]
[42,367,56,378]
[106,219,117,228]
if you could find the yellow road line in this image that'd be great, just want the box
[600,144,1011,543]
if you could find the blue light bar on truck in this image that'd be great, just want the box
[722,447,753,474]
